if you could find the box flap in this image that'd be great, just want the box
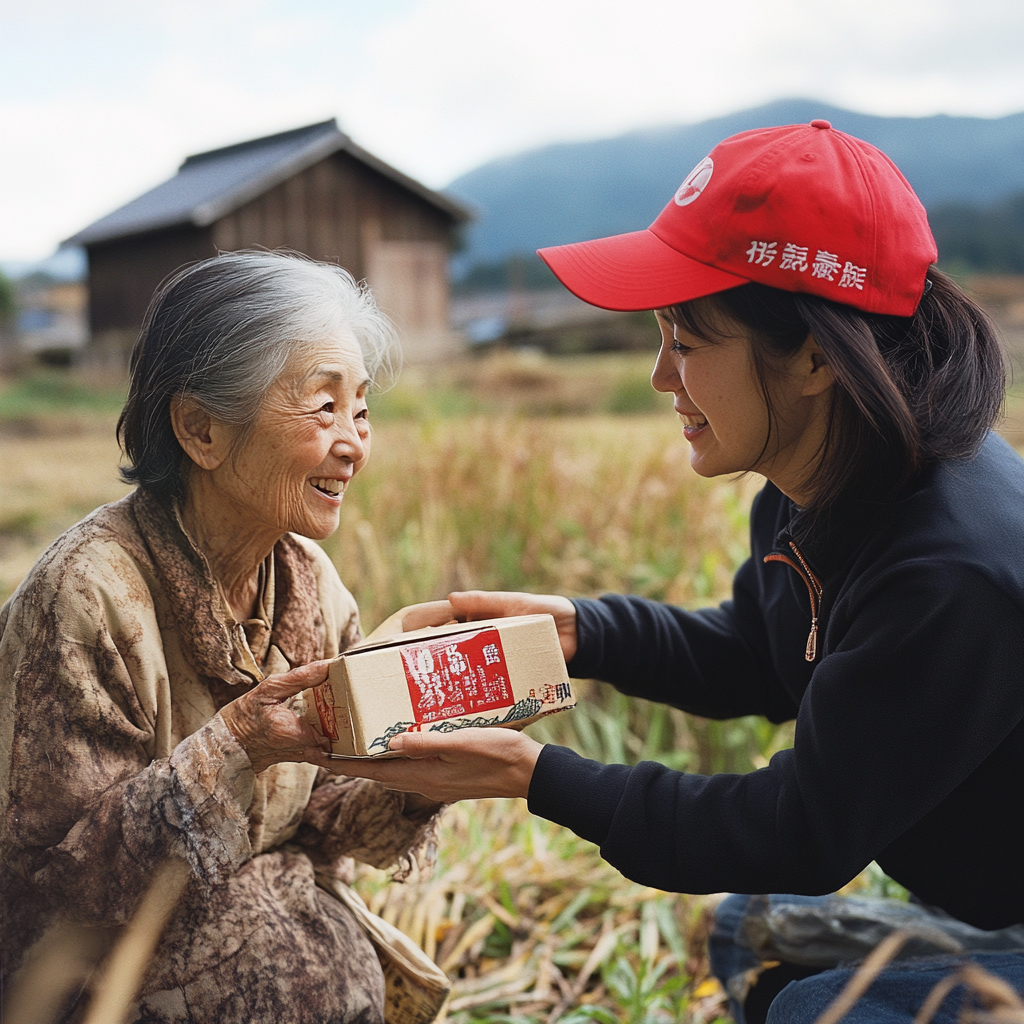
[342,613,555,656]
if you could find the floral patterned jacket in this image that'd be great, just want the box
[0,488,436,1023]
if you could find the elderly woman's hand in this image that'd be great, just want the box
[219,660,334,775]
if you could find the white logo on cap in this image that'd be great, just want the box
[674,156,714,206]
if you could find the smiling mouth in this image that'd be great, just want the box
[678,412,708,437]
[311,477,344,498]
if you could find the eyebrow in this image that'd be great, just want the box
[303,368,373,391]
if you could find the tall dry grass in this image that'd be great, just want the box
[327,414,754,628]
[3,356,1023,1022]
[321,413,793,779]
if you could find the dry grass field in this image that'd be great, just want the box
[3,352,1023,1024]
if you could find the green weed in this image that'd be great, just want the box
[0,370,127,419]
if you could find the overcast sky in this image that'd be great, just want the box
[2,0,1023,261]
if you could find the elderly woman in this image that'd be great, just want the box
[0,251,444,1024]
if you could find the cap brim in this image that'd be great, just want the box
[538,229,749,312]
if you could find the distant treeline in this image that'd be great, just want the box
[931,192,1024,275]
[0,271,14,320]
[453,254,562,295]
[453,193,1024,295]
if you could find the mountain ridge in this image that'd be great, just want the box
[446,98,1024,271]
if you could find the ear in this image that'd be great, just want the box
[798,333,835,398]
[170,396,231,472]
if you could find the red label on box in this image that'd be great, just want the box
[313,682,339,740]
[400,628,513,725]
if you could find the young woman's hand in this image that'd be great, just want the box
[219,660,334,774]
[365,600,457,641]
[329,728,544,803]
[449,590,579,663]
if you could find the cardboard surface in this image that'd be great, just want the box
[305,614,575,758]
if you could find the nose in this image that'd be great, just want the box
[651,331,682,394]
[332,413,368,465]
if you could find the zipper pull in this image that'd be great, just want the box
[764,542,823,664]
[805,619,818,662]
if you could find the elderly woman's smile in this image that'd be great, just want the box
[228,333,372,539]
[173,332,373,620]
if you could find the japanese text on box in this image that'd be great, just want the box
[400,628,514,725]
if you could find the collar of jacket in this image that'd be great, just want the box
[764,528,824,663]
[763,485,920,663]
[128,488,325,686]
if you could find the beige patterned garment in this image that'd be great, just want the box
[0,489,439,1024]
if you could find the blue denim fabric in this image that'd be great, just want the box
[767,953,1024,1024]
[709,894,827,1024]
[709,894,1024,1024]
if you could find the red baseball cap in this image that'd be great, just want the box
[537,120,938,317]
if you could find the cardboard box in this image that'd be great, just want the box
[305,614,575,758]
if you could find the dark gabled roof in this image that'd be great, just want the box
[65,119,470,247]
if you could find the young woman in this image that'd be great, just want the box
[340,122,1024,1022]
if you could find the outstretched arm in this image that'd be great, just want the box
[368,591,579,662]
[330,728,544,803]
[448,590,579,663]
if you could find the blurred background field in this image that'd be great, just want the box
[2,350,1022,1023]
[4,3,1024,1018]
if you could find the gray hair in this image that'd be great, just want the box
[118,249,400,502]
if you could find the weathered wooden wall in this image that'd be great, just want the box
[212,151,457,359]
[87,150,460,362]
[87,225,215,338]
[211,154,367,272]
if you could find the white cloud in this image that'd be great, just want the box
[339,0,1024,183]
[1,0,1022,259]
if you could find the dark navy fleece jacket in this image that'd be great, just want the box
[528,433,1024,930]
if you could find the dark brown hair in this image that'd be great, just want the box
[659,268,1006,544]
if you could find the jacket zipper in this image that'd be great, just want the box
[764,541,823,662]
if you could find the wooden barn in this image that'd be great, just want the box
[64,120,471,363]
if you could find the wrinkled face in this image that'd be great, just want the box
[221,332,371,540]
[650,312,815,486]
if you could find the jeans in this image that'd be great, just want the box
[709,894,1024,1024]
